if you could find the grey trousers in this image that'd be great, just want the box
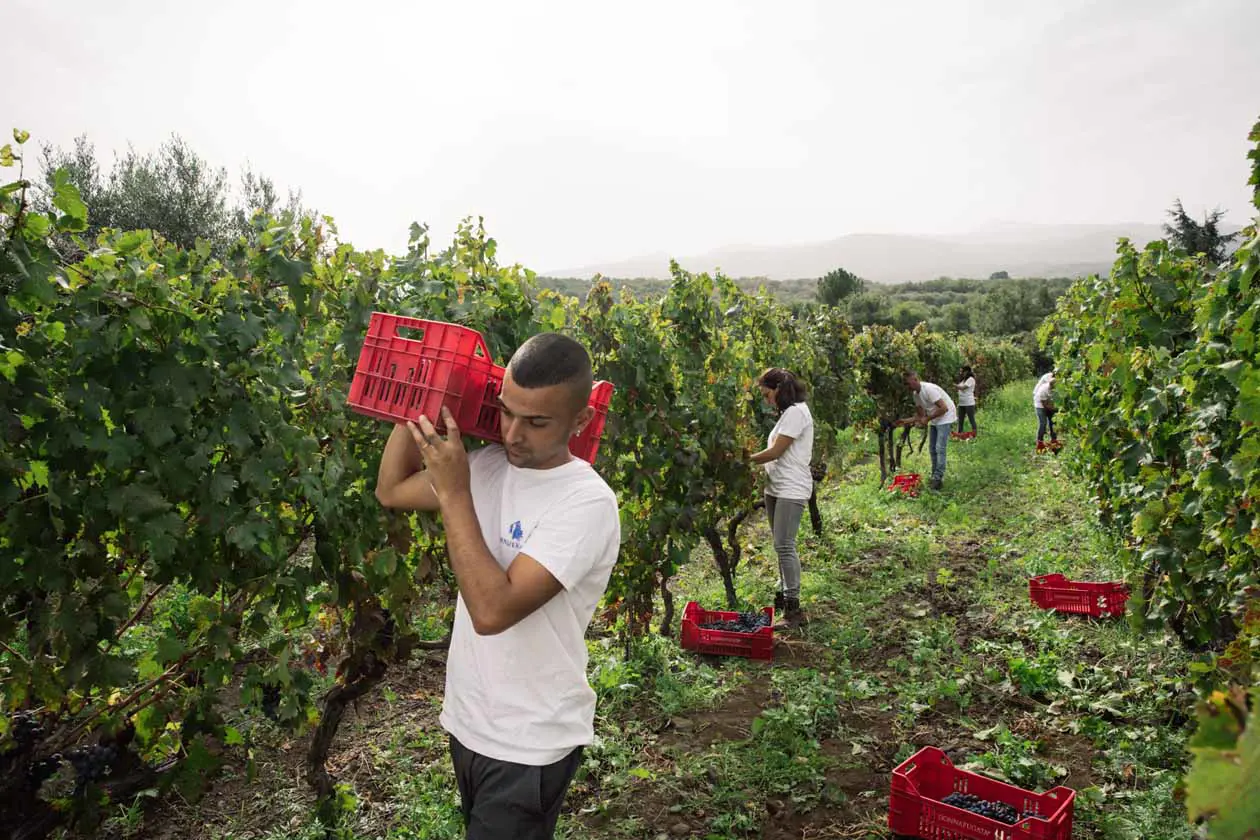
[766,494,806,599]
[450,735,584,839]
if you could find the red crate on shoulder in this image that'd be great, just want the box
[346,313,613,464]
[1029,573,1130,619]
[679,601,774,661]
[889,746,1075,840]
[347,314,495,431]
[473,370,614,465]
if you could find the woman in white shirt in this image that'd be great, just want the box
[747,368,814,632]
[955,365,977,434]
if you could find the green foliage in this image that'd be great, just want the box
[816,266,865,306]
[36,133,311,257]
[1163,198,1241,264]
[1042,215,1260,650]
[1184,686,1260,839]
[1043,115,1260,839]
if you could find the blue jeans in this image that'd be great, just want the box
[1036,408,1056,442]
[929,423,948,483]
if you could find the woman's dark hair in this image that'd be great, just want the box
[960,365,974,379]
[759,367,807,412]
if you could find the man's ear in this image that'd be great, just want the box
[572,405,595,437]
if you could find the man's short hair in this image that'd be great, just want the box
[507,333,594,412]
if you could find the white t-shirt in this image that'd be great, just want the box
[764,401,814,501]
[1034,379,1054,409]
[956,376,976,407]
[439,445,621,766]
[915,382,958,426]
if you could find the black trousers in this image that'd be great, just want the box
[449,735,584,839]
[957,404,977,433]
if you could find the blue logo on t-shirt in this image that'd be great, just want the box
[508,521,524,542]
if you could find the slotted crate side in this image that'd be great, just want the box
[889,747,1074,840]
[469,369,614,464]
[1029,574,1130,618]
[346,314,493,429]
[680,601,774,661]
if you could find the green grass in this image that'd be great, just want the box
[94,381,1197,840]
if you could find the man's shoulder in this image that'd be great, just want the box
[565,462,619,508]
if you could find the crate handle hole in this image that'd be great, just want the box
[395,325,427,342]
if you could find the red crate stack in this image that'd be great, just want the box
[346,313,613,464]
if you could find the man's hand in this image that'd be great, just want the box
[407,406,471,503]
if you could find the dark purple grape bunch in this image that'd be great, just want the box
[65,743,119,793]
[940,792,1041,826]
[7,710,46,748]
[698,611,771,633]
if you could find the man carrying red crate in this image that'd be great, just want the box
[374,333,620,840]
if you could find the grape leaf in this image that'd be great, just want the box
[1185,688,1260,838]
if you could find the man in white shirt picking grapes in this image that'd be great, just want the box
[374,333,620,839]
[896,370,958,491]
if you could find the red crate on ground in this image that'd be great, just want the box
[889,746,1075,840]
[346,313,613,463]
[1029,573,1130,618]
[679,601,774,661]
[888,473,921,497]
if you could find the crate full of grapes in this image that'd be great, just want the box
[679,601,774,661]
[888,746,1074,840]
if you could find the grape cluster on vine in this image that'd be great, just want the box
[65,744,119,792]
[7,711,45,747]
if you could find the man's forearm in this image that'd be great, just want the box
[378,424,425,491]
[440,491,512,632]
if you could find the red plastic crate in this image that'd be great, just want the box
[889,746,1075,840]
[1029,573,1130,619]
[679,601,774,661]
[888,473,921,497]
[951,431,976,441]
[346,313,613,463]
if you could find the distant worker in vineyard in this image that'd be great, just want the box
[955,365,978,435]
[896,370,957,491]
[1034,371,1057,444]
[747,367,814,632]
[374,333,620,840]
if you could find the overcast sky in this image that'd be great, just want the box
[7,0,1258,271]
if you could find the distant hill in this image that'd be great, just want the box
[544,223,1244,284]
